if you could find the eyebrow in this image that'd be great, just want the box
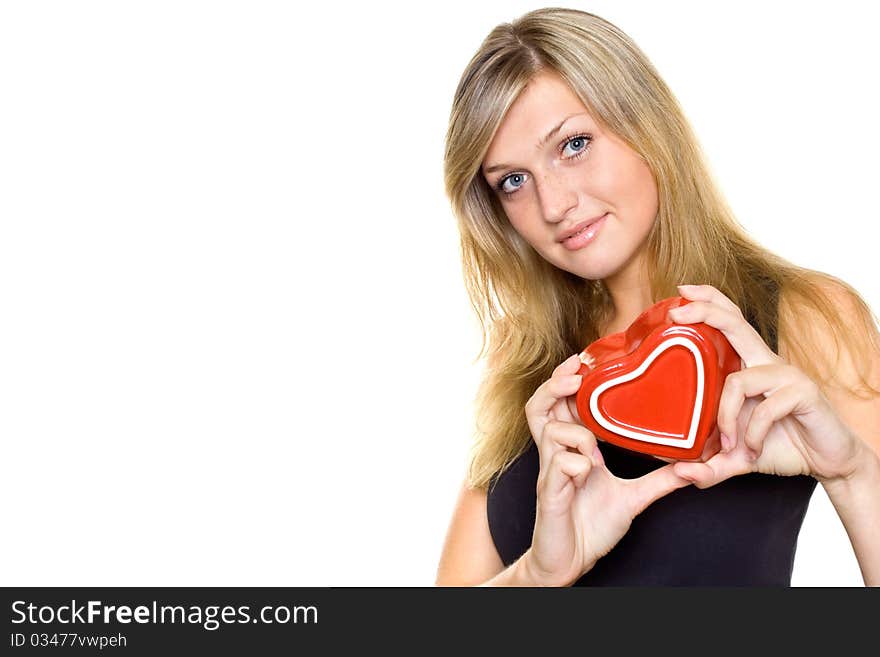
[483,112,587,175]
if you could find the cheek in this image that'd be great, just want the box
[638,168,660,220]
[629,159,659,216]
[505,212,527,238]
[607,158,658,230]
[505,207,540,241]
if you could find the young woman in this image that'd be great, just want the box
[435,8,880,586]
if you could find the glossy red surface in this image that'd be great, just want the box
[575,296,741,460]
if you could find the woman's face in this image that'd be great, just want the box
[481,71,659,282]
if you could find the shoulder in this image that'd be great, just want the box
[435,478,504,586]
[777,272,880,455]
[777,272,876,378]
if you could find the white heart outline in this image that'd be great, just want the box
[589,336,704,448]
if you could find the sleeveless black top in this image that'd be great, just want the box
[486,295,817,586]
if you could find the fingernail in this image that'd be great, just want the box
[579,351,596,368]
[678,284,697,290]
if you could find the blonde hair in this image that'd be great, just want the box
[442,7,880,491]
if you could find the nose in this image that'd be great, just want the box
[536,171,578,224]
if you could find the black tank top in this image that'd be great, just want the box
[486,294,817,586]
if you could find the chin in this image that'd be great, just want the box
[558,255,629,282]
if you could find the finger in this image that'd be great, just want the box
[627,463,693,515]
[541,450,594,496]
[677,284,741,315]
[537,420,593,476]
[592,442,605,467]
[716,370,748,452]
[741,383,806,459]
[667,299,776,367]
[717,364,798,450]
[673,450,752,488]
[540,420,598,466]
[526,372,583,441]
[552,352,586,377]
[526,367,583,421]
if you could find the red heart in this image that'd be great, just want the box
[575,296,741,460]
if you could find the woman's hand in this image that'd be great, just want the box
[522,353,692,586]
[668,284,866,488]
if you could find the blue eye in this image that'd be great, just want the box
[499,173,527,195]
[562,136,590,158]
[495,133,593,198]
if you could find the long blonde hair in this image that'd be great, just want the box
[442,7,880,491]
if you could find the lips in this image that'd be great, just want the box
[557,213,608,242]
[574,296,741,460]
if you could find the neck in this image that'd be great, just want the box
[601,252,654,332]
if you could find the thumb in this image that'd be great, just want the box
[628,463,692,516]
[673,452,750,489]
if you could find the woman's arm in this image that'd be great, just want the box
[821,442,880,585]
[667,282,880,586]
[436,478,546,586]
[781,281,880,586]
[476,549,551,586]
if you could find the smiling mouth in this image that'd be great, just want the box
[558,213,608,242]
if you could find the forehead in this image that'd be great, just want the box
[483,72,593,170]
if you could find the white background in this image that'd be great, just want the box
[1,1,876,586]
